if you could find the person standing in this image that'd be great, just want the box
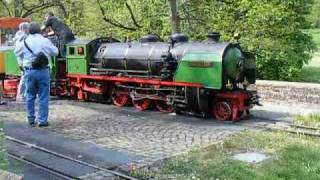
[0,81,6,105]
[13,22,30,101]
[15,22,58,127]
[43,12,75,57]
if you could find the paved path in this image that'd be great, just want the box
[1,99,320,169]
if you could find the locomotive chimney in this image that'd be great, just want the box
[170,33,188,46]
[207,32,221,43]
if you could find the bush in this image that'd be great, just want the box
[206,0,316,80]
[310,0,320,28]
[22,0,316,81]
[93,0,316,81]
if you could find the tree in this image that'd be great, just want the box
[1,0,315,81]
[230,0,316,80]
[96,0,142,31]
[0,0,63,18]
[310,0,320,28]
[169,0,180,33]
[92,0,316,80]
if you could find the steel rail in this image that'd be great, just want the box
[239,117,320,138]
[7,152,75,180]
[289,124,320,131]
[6,136,139,180]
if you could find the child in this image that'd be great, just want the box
[13,22,29,101]
[0,80,6,105]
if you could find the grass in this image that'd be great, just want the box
[295,114,320,127]
[309,29,320,49]
[299,50,320,83]
[299,66,320,83]
[132,130,320,180]
[0,122,6,170]
[299,29,320,83]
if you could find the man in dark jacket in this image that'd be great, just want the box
[44,12,75,57]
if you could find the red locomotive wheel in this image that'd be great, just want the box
[112,94,129,107]
[238,111,244,118]
[213,101,232,121]
[156,101,174,113]
[133,99,151,111]
[3,79,19,98]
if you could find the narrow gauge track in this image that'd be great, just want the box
[240,117,320,138]
[5,136,139,180]
[7,152,75,180]
[279,124,320,137]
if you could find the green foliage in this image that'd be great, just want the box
[0,122,7,170]
[0,0,317,81]
[90,0,316,80]
[295,114,320,126]
[207,0,316,80]
[65,0,319,81]
[309,29,320,49]
[133,130,320,180]
[299,66,320,83]
[298,29,320,83]
[261,144,320,180]
[310,0,320,28]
